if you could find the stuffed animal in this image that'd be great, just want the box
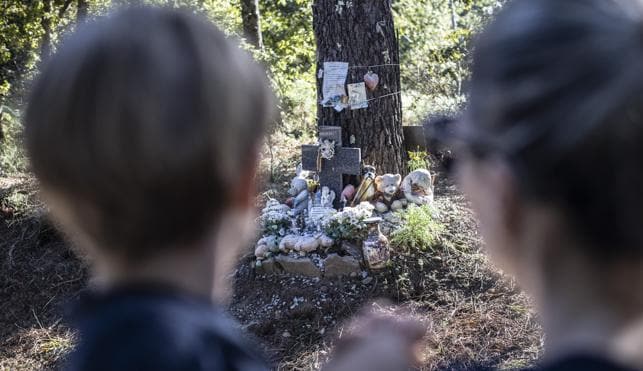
[352,165,377,206]
[340,184,356,207]
[402,169,434,206]
[372,174,406,213]
[288,176,310,217]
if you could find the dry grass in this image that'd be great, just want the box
[0,142,543,370]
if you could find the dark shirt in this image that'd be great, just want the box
[65,286,270,371]
[532,355,638,371]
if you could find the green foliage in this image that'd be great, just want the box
[0,0,505,179]
[391,204,444,251]
[407,150,431,172]
[394,0,505,124]
[258,0,316,137]
[0,105,26,175]
[0,1,46,99]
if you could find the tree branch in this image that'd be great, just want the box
[58,0,74,19]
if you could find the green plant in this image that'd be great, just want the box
[407,149,431,172]
[391,204,444,251]
[0,105,27,176]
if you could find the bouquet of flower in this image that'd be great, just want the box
[321,202,374,241]
[259,199,292,236]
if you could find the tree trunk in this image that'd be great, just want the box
[77,0,88,22]
[240,0,263,49]
[312,0,406,175]
[0,106,4,142]
[40,0,54,62]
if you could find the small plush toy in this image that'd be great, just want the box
[340,184,356,207]
[288,176,310,217]
[352,165,377,206]
[372,174,406,213]
[402,169,434,206]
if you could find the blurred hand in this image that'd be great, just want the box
[323,307,426,371]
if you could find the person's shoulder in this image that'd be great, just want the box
[65,288,269,371]
[525,355,637,371]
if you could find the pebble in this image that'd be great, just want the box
[362,276,373,285]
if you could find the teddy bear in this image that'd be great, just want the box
[372,174,407,213]
[288,176,310,217]
[402,169,434,206]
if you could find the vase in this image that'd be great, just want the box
[362,217,390,270]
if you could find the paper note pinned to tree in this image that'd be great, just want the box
[321,62,349,107]
[348,82,368,110]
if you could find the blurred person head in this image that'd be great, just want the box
[456,0,643,365]
[24,7,274,300]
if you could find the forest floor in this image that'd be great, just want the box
[0,140,543,370]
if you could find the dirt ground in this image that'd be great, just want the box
[0,163,543,370]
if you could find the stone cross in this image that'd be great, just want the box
[302,126,361,207]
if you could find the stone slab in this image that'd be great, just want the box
[274,255,322,277]
[323,253,361,278]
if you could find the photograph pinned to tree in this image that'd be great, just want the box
[348,82,368,110]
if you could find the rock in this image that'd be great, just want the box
[324,253,361,278]
[274,255,322,277]
[259,257,279,274]
[341,241,363,260]
[382,212,401,224]
[362,276,373,285]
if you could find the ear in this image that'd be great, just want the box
[395,174,402,184]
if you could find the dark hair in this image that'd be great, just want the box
[25,7,274,260]
[468,0,643,259]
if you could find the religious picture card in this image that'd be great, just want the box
[321,62,349,107]
[348,82,368,110]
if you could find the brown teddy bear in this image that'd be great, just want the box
[372,174,407,213]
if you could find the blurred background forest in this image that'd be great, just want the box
[1,0,504,177]
[0,3,549,370]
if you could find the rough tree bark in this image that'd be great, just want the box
[240,0,263,49]
[312,0,405,175]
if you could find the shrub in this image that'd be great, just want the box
[0,105,27,176]
[391,204,443,251]
[407,150,431,172]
